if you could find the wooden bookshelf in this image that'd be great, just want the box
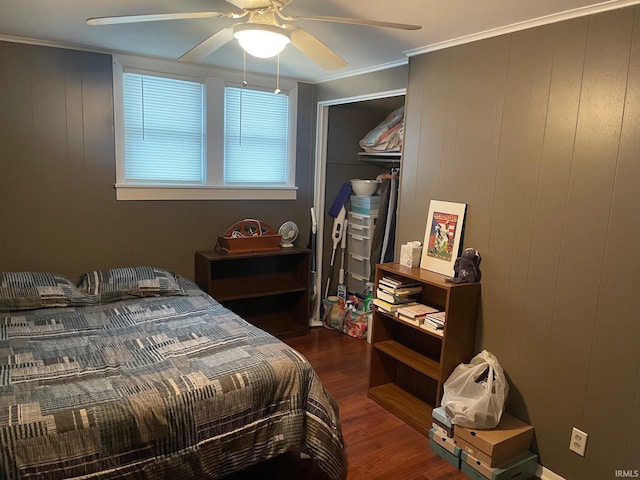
[368,263,480,436]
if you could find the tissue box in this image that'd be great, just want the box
[400,243,422,268]
[432,406,454,437]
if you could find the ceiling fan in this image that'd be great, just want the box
[87,0,422,70]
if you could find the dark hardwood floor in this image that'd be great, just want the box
[223,326,468,480]
[284,326,470,480]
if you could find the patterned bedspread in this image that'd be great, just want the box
[0,280,345,479]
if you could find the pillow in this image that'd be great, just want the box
[0,271,90,312]
[80,266,185,303]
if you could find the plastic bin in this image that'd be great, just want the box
[348,222,374,239]
[350,194,381,208]
[347,272,369,295]
[350,196,381,214]
[347,232,373,259]
[347,211,377,229]
[347,253,372,279]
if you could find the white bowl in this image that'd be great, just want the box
[350,179,380,197]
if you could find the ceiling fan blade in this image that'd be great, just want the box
[87,11,240,26]
[290,29,346,70]
[282,14,421,31]
[179,27,235,63]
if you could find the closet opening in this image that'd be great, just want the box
[311,90,406,326]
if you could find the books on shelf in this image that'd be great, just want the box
[373,298,418,314]
[395,303,439,319]
[425,311,446,322]
[375,287,418,305]
[419,321,444,336]
[420,311,446,336]
[423,311,446,330]
[378,284,423,296]
[395,303,441,327]
[396,315,423,326]
[378,275,422,292]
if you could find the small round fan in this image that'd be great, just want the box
[278,221,299,247]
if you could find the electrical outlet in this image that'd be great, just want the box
[569,427,588,456]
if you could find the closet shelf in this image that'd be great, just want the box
[358,151,401,164]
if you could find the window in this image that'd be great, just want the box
[112,57,297,200]
[224,87,289,184]
[123,73,204,184]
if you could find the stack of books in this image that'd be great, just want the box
[395,303,440,326]
[372,297,418,314]
[376,276,422,303]
[421,311,447,334]
[374,276,422,315]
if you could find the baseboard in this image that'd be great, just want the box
[537,464,566,480]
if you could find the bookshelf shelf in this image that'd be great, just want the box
[367,263,480,436]
[368,383,433,437]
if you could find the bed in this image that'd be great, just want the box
[0,267,346,480]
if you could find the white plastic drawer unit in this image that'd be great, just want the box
[348,222,373,239]
[347,232,373,259]
[347,253,371,279]
[347,211,377,229]
[347,272,369,295]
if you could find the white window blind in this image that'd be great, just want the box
[224,87,289,184]
[123,72,204,183]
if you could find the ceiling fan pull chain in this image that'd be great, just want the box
[141,77,146,141]
[243,49,247,88]
[275,54,281,95]
[239,51,246,147]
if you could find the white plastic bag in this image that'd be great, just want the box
[441,350,508,429]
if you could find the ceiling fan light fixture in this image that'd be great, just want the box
[233,24,291,58]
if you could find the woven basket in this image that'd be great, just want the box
[217,219,282,254]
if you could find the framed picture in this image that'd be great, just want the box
[420,200,467,277]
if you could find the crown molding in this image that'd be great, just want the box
[404,0,640,57]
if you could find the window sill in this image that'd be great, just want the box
[115,184,298,201]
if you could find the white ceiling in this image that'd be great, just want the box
[1,0,638,83]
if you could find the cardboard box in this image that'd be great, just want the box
[429,432,461,469]
[430,427,457,454]
[453,413,534,467]
[461,451,538,480]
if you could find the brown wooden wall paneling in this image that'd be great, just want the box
[0,41,316,279]
[438,37,510,350]
[1,43,37,261]
[399,51,450,244]
[399,5,640,478]
[395,55,426,245]
[542,9,634,478]
[581,6,640,470]
[484,25,556,414]
[450,37,509,258]
[514,15,588,460]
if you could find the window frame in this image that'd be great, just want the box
[112,55,298,201]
